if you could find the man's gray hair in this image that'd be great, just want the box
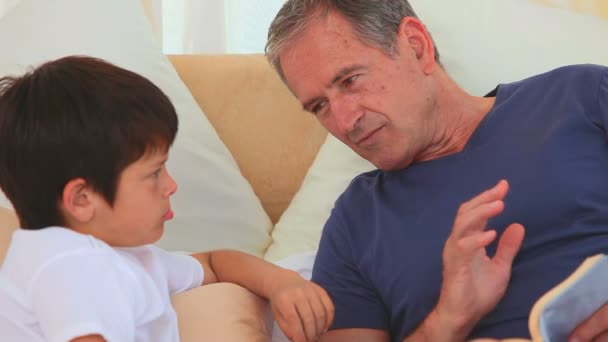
[265,0,441,82]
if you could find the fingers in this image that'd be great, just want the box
[319,286,335,331]
[275,295,317,342]
[453,200,504,240]
[294,296,320,341]
[493,223,525,267]
[306,284,334,337]
[456,229,497,253]
[569,304,608,342]
[452,180,510,241]
[458,180,509,214]
[273,283,335,342]
[275,305,307,342]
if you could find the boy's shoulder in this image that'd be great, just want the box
[9,227,109,258]
[1,227,112,282]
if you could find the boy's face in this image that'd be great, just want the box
[95,149,177,247]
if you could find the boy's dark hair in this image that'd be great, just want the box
[0,56,178,230]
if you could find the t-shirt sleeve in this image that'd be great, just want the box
[27,250,136,342]
[311,204,390,332]
[146,245,204,295]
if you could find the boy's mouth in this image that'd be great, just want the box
[163,209,174,221]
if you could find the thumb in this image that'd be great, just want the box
[493,223,525,267]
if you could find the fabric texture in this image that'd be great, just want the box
[0,0,272,255]
[0,227,203,342]
[312,65,608,341]
[265,135,373,261]
[172,283,273,342]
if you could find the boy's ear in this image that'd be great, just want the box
[60,178,96,224]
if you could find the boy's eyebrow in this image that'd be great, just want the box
[301,64,366,111]
[153,157,168,167]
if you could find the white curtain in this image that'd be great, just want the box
[0,0,19,18]
[154,0,284,54]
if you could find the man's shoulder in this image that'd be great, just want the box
[496,64,607,103]
[523,64,607,86]
[545,64,607,81]
[338,168,387,203]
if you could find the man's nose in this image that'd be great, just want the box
[331,94,362,133]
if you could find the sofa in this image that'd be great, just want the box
[1,0,607,340]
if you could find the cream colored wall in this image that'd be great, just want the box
[140,0,162,44]
[533,0,608,20]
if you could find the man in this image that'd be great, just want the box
[265,0,608,341]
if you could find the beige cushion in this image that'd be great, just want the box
[265,135,373,261]
[172,283,272,342]
[168,54,327,224]
[0,208,17,265]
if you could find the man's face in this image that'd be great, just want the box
[95,149,177,247]
[280,12,438,170]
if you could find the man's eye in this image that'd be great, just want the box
[312,100,328,115]
[343,75,359,88]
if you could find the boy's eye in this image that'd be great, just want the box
[151,168,162,178]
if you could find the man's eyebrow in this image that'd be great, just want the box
[329,65,365,87]
[301,64,366,111]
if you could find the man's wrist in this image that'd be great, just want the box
[417,308,471,342]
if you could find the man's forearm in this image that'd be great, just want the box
[403,309,471,342]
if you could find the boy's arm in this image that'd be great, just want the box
[191,250,334,342]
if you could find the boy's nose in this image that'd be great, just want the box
[165,173,177,197]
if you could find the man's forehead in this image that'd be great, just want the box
[279,16,359,97]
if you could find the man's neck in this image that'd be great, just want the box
[416,77,496,163]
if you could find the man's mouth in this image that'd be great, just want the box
[355,126,384,146]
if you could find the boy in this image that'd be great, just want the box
[0,56,333,342]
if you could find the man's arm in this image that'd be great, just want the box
[191,250,334,342]
[320,328,390,341]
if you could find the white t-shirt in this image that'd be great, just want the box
[0,227,204,342]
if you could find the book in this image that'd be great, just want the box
[473,254,608,342]
[528,253,608,341]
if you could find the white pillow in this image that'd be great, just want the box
[410,0,608,95]
[0,0,272,255]
[264,135,373,262]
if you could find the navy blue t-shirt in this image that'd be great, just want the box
[312,64,608,340]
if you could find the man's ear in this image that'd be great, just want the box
[60,178,96,224]
[397,17,438,74]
